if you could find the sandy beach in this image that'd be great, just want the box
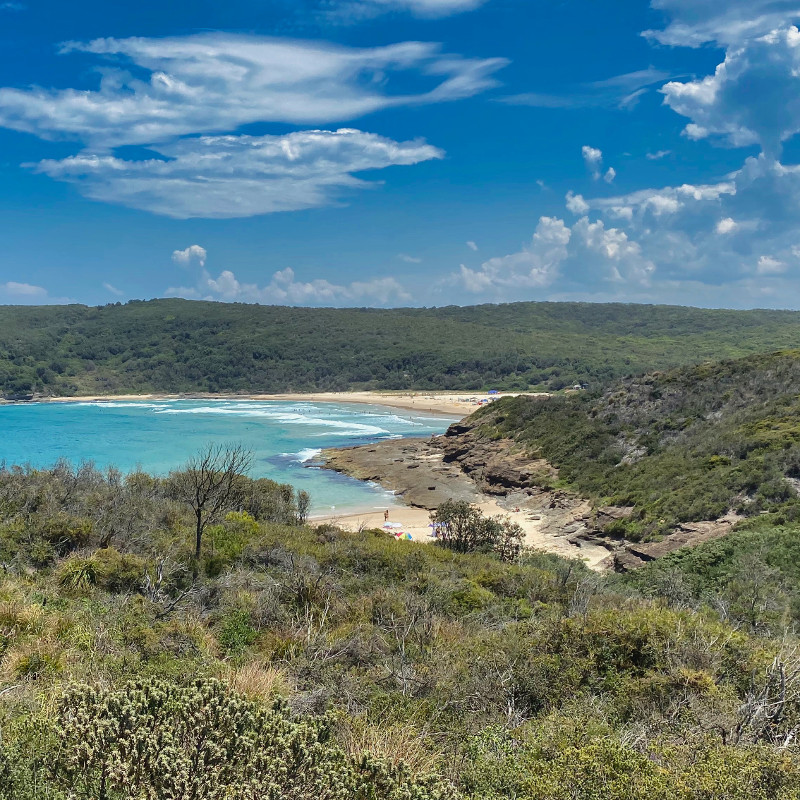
[311,499,611,569]
[32,389,611,566]
[30,390,526,417]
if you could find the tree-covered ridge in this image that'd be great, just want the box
[5,298,800,397]
[467,350,800,540]
[2,461,800,798]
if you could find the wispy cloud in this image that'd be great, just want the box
[0,34,507,148]
[398,253,423,263]
[501,67,671,110]
[102,282,124,296]
[0,281,71,304]
[35,129,444,219]
[329,0,488,21]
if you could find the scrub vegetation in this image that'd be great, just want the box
[468,349,800,541]
[2,445,800,797]
[5,299,800,397]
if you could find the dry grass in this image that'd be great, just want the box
[221,661,292,700]
[338,719,444,776]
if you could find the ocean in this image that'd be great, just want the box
[0,399,456,513]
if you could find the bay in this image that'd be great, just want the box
[0,399,456,513]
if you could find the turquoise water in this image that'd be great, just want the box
[0,400,456,513]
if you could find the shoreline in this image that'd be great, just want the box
[7,390,533,418]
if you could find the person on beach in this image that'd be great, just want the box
[384,509,389,522]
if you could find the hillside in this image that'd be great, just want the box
[462,350,800,547]
[1,460,800,798]
[5,299,800,397]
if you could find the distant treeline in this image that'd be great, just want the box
[4,299,800,397]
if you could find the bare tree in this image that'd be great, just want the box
[169,443,253,568]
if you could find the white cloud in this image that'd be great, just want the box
[572,217,655,284]
[466,241,478,251]
[662,27,800,156]
[646,150,672,160]
[398,253,423,263]
[566,191,590,215]
[458,216,571,293]
[604,167,617,184]
[172,245,207,267]
[0,34,506,148]
[333,0,488,20]
[501,67,670,110]
[35,129,444,219]
[103,282,124,296]
[1,281,46,297]
[644,0,800,47]
[582,145,604,179]
[166,250,410,307]
[0,281,71,304]
[716,217,738,234]
[757,255,787,273]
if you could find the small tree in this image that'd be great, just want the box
[169,443,253,567]
[431,499,523,562]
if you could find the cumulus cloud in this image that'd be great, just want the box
[172,245,207,267]
[757,255,787,274]
[0,34,506,148]
[457,216,571,293]
[167,250,410,307]
[566,191,590,215]
[716,217,738,234]
[604,167,617,184]
[35,129,444,218]
[662,27,800,157]
[582,146,603,178]
[466,241,478,251]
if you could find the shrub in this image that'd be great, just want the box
[37,678,457,800]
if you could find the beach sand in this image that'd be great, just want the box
[35,389,609,566]
[311,499,611,570]
[32,390,526,417]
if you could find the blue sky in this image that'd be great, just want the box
[1,0,799,308]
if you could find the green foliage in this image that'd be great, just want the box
[7,299,800,397]
[431,500,523,561]
[0,465,799,797]
[471,350,800,539]
[19,678,454,800]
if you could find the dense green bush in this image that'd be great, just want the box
[5,299,800,397]
[470,351,800,539]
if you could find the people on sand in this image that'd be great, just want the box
[384,509,389,522]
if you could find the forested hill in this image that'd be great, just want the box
[4,299,800,398]
[466,350,800,541]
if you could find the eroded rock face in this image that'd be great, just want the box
[437,419,556,495]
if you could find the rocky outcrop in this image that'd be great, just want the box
[322,415,744,571]
[437,418,557,495]
[611,514,742,572]
[322,437,481,509]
